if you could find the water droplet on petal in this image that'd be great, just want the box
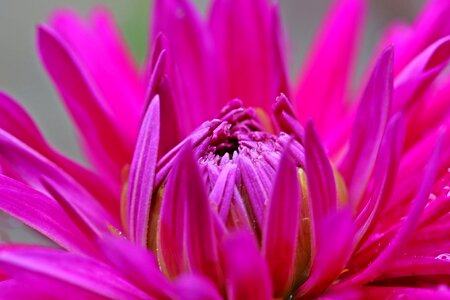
[435,253,450,260]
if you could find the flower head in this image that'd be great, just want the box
[0,0,450,299]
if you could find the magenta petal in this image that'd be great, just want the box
[179,143,221,285]
[146,36,184,156]
[305,122,337,223]
[209,0,283,112]
[340,46,394,206]
[0,92,120,218]
[0,129,118,234]
[0,175,96,256]
[0,247,150,300]
[126,96,160,246]
[153,0,220,128]
[393,36,450,114]
[262,147,300,296]
[297,208,354,298]
[50,9,144,141]
[354,113,405,245]
[295,0,366,134]
[174,275,222,300]
[340,130,444,287]
[158,144,190,277]
[37,25,132,182]
[98,236,175,299]
[221,231,272,300]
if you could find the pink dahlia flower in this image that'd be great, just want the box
[0,0,450,299]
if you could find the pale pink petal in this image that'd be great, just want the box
[126,96,160,246]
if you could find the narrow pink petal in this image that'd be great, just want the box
[0,92,120,217]
[340,46,394,206]
[174,275,222,300]
[238,155,269,227]
[178,143,221,285]
[381,0,450,74]
[354,114,405,246]
[98,236,175,299]
[37,25,132,182]
[221,231,272,300]
[323,286,450,300]
[262,148,300,296]
[146,36,184,156]
[0,129,118,234]
[295,0,365,134]
[379,256,450,279]
[157,144,190,277]
[0,247,151,300]
[305,122,337,223]
[393,36,450,114]
[297,208,354,298]
[0,175,97,256]
[153,0,220,128]
[339,131,443,287]
[209,0,284,112]
[0,277,105,300]
[50,9,144,142]
[126,96,160,246]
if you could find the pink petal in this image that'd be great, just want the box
[220,231,272,300]
[37,25,132,182]
[126,96,160,246]
[157,144,190,277]
[297,208,354,298]
[0,92,120,218]
[174,275,222,300]
[262,147,301,296]
[209,0,285,112]
[0,129,119,234]
[339,130,444,287]
[146,35,184,156]
[50,9,144,142]
[295,0,365,135]
[340,46,394,206]
[0,246,150,299]
[354,113,405,246]
[305,122,337,223]
[393,36,450,114]
[178,143,221,285]
[98,236,175,299]
[153,0,220,129]
[0,175,97,256]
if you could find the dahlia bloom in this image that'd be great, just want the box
[0,0,450,298]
